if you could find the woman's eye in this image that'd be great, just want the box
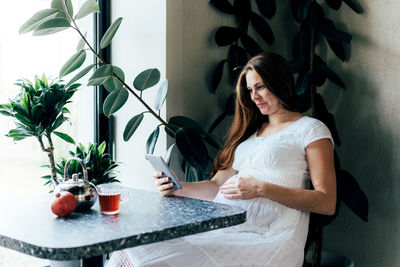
[256,85,264,90]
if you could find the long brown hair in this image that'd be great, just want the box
[211,52,296,176]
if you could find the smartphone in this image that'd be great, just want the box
[145,154,182,190]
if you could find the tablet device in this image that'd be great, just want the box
[145,154,182,190]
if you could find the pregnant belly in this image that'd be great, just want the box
[214,190,278,230]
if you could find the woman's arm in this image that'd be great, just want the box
[155,167,237,202]
[219,139,337,215]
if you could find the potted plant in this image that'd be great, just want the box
[0,74,79,188]
[48,141,120,187]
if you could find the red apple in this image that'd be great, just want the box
[51,191,77,217]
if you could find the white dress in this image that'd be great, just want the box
[109,116,333,267]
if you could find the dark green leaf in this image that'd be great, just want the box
[104,66,125,92]
[19,9,59,34]
[337,170,368,221]
[228,45,247,84]
[320,65,345,89]
[325,0,342,10]
[88,64,113,86]
[212,60,227,93]
[146,126,160,154]
[51,114,67,131]
[53,131,75,144]
[234,0,251,33]
[215,26,240,46]
[123,113,144,141]
[100,17,123,49]
[289,57,309,74]
[33,17,70,36]
[65,64,95,89]
[255,0,276,19]
[343,0,363,14]
[154,80,168,111]
[250,12,274,44]
[103,87,129,116]
[240,34,262,55]
[203,132,223,150]
[175,127,209,170]
[319,26,352,43]
[290,0,312,23]
[168,116,203,132]
[133,68,161,91]
[59,50,86,78]
[209,0,235,14]
[297,71,317,95]
[75,0,99,20]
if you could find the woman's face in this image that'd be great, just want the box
[245,69,283,115]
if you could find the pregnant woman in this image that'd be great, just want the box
[109,52,336,267]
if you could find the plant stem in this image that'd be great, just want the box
[38,136,58,188]
[63,0,174,133]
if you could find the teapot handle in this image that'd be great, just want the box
[64,157,89,182]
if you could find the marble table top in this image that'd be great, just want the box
[0,188,246,261]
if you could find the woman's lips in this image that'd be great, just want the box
[256,102,267,108]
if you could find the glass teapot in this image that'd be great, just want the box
[53,157,98,211]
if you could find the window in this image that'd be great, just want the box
[0,0,94,196]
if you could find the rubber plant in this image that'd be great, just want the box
[289,1,368,266]
[208,0,277,133]
[0,74,79,187]
[209,1,368,266]
[19,0,221,181]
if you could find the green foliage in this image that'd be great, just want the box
[0,75,79,141]
[103,88,129,116]
[54,141,120,186]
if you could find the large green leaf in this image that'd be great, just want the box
[53,131,75,144]
[100,17,123,49]
[65,64,95,89]
[51,0,74,19]
[168,116,203,132]
[212,60,227,93]
[255,0,276,19]
[33,17,70,36]
[133,68,161,91]
[215,26,240,46]
[154,80,168,111]
[88,64,113,86]
[175,127,209,170]
[76,32,87,51]
[250,12,274,44]
[104,66,125,92]
[209,0,235,14]
[203,132,223,150]
[19,9,59,34]
[123,113,144,141]
[146,126,160,154]
[103,88,129,116]
[75,0,99,20]
[59,50,86,77]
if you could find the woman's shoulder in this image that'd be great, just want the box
[297,116,327,128]
[295,116,333,147]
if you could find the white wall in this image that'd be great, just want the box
[111,0,166,191]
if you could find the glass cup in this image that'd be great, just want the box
[97,183,130,215]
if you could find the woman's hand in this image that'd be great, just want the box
[219,176,263,199]
[153,171,176,197]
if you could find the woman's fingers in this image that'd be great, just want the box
[154,176,170,186]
